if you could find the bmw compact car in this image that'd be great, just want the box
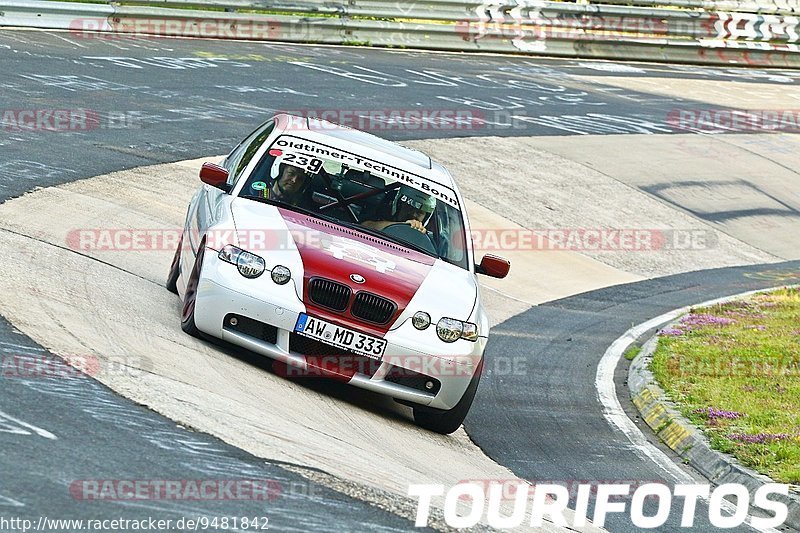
[167,114,510,433]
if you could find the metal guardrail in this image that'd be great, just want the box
[1,0,799,67]
[595,0,799,15]
[70,0,800,16]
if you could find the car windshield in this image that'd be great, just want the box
[238,137,469,269]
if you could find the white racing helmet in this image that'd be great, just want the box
[392,185,436,224]
[269,153,286,180]
[268,157,310,198]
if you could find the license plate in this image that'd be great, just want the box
[294,314,387,360]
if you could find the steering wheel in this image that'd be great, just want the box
[381,223,437,255]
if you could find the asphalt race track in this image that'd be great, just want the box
[3,31,799,199]
[1,29,799,532]
[0,319,426,531]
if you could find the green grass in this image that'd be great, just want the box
[624,344,642,361]
[650,287,800,483]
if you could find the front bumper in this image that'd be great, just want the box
[192,251,485,410]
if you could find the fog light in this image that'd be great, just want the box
[425,380,434,390]
[271,265,291,285]
[229,317,238,326]
[412,311,431,330]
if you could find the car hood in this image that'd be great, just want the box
[229,199,477,334]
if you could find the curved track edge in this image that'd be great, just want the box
[624,289,800,531]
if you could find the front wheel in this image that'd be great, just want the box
[180,243,205,338]
[413,358,483,434]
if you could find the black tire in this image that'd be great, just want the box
[166,234,183,294]
[413,358,483,434]
[180,243,204,338]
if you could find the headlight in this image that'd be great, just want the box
[218,245,265,279]
[436,317,479,343]
[412,311,431,330]
[271,265,291,285]
[237,252,265,278]
[436,317,463,343]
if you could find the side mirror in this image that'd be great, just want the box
[200,162,230,192]
[476,254,510,279]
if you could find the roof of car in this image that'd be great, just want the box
[275,114,456,189]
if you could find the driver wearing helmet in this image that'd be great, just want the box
[265,163,311,204]
[249,161,311,205]
[363,185,436,234]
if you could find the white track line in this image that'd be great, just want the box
[0,409,57,440]
[43,31,86,49]
[596,286,792,533]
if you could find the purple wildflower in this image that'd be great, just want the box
[693,407,742,420]
[659,328,685,337]
[747,325,767,331]
[728,433,792,444]
[681,314,736,327]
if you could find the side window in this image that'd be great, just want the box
[225,121,275,186]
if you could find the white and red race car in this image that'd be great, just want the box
[167,114,510,433]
